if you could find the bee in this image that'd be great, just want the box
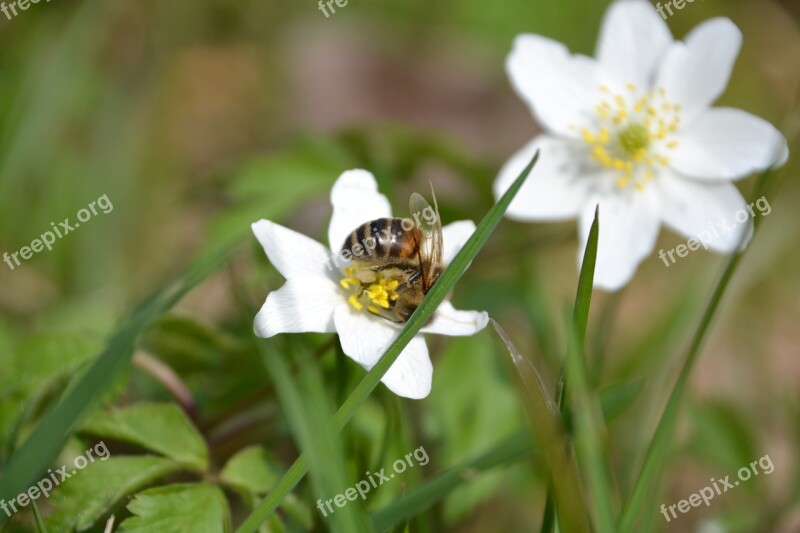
[340,189,443,323]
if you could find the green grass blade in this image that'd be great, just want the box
[260,338,373,532]
[235,151,540,533]
[32,499,47,533]
[371,430,533,531]
[618,172,773,531]
[0,243,237,510]
[542,205,601,532]
[492,320,590,533]
[561,209,616,531]
[573,205,599,341]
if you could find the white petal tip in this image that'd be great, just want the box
[332,169,380,195]
[251,219,273,241]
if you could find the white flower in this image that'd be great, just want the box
[494,0,789,291]
[251,170,488,399]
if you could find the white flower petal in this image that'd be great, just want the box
[657,169,750,253]
[333,302,400,368]
[670,108,789,180]
[378,336,432,399]
[579,186,661,291]
[655,18,742,122]
[441,220,476,264]
[596,0,673,87]
[506,35,604,138]
[333,303,432,399]
[254,278,339,337]
[494,135,592,221]
[252,220,337,281]
[328,169,392,252]
[421,301,488,337]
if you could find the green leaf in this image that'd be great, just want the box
[235,151,540,533]
[9,334,101,391]
[0,334,100,459]
[119,483,231,533]
[371,430,533,531]
[0,242,236,514]
[618,170,774,532]
[220,446,312,530]
[82,403,208,471]
[45,456,185,532]
[220,446,281,497]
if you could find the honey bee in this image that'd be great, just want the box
[340,189,443,323]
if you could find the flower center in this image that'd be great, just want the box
[618,123,650,157]
[340,267,399,315]
[577,84,682,191]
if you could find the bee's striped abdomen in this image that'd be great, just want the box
[342,217,420,262]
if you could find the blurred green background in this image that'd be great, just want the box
[0,0,798,531]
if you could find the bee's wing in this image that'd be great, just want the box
[409,188,443,290]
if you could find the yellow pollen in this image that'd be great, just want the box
[626,83,637,92]
[348,293,364,310]
[342,270,400,315]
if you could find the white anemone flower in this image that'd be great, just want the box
[251,170,488,399]
[494,0,789,290]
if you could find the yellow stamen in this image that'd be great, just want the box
[349,293,363,310]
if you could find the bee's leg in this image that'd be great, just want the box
[368,306,406,324]
[394,268,420,294]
